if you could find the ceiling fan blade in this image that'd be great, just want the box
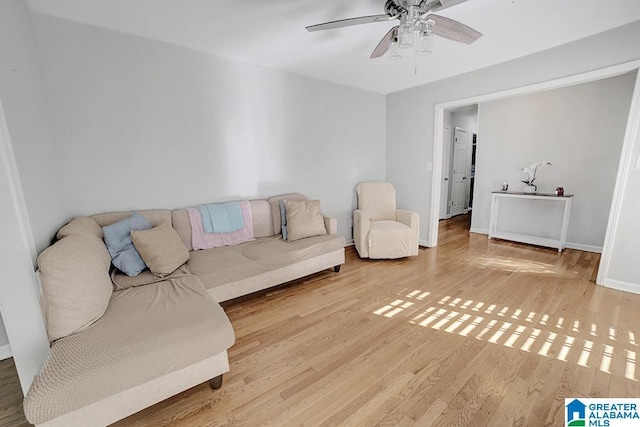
[426,14,482,44]
[306,14,393,32]
[370,26,399,59]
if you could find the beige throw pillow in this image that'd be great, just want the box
[38,235,113,342]
[131,225,189,277]
[56,216,104,240]
[285,200,327,242]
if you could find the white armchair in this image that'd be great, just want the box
[354,182,420,259]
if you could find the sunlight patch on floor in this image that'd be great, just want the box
[371,289,639,381]
[468,255,568,274]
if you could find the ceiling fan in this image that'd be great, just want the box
[306,0,482,60]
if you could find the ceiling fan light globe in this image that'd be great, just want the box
[399,21,415,48]
[389,40,403,59]
[419,31,434,54]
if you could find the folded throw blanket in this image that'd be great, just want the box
[188,201,254,250]
[197,202,244,233]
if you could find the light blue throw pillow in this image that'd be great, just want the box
[102,213,152,276]
[279,200,288,240]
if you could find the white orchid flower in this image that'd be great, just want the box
[521,160,552,186]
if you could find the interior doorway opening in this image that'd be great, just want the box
[439,104,478,231]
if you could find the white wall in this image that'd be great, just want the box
[0,4,66,254]
[450,106,478,133]
[471,74,635,250]
[31,14,386,243]
[387,21,640,246]
[0,0,62,378]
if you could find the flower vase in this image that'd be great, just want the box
[523,185,537,193]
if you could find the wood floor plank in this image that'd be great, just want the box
[2,213,640,427]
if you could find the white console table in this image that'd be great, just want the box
[488,191,573,252]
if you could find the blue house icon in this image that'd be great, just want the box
[567,399,586,422]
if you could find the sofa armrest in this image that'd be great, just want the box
[323,216,338,235]
[396,209,420,256]
[353,209,373,258]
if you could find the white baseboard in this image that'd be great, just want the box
[345,239,354,246]
[419,239,431,247]
[469,227,488,235]
[601,278,640,295]
[468,228,602,253]
[0,344,11,361]
[565,242,602,253]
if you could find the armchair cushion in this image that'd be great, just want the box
[355,182,397,221]
[368,221,413,259]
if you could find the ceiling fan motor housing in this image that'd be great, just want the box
[385,0,403,16]
[389,0,448,16]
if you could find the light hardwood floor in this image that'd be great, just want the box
[2,214,640,426]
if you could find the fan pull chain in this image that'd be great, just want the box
[414,37,418,75]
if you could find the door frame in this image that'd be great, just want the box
[0,98,50,394]
[428,59,640,285]
[439,125,452,219]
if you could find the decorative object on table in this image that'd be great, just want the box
[501,182,509,191]
[521,160,552,193]
[555,187,564,196]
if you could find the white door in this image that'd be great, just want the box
[440,126,452,219]
[451,128,468,216]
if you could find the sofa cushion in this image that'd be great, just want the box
[23,275,235,425]
[267,193,306,236]
[56,216,103,241]
[111,265,191,291]
[131,224,189,277]
[38,235,113,342]
[188,234,345,290]
[171,208,193,250]
[102,213,152,277]
[250,199,274,238]
[285,200,327,242]
[92,209,171,228]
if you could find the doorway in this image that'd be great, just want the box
[427,61,640,293]
[439,105,478,228]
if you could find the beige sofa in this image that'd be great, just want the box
[23,193,345,427]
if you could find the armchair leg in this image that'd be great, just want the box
[208,374,223,390]
[333,265,341,273]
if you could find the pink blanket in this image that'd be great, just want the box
[187,201,254,250]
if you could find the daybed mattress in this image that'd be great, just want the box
[24,275,235,425]
[187,234,346,290]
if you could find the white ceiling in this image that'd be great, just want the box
[26,0,640,94]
